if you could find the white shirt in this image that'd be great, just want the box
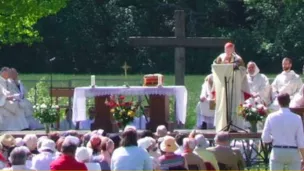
[31,152,57,170]
[111,146,153,171]
[84,162,101,171]
[262,108,304,148]
[79,119,94,130]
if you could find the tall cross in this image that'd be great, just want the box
[121,61,131,78]
[129,10,230,85]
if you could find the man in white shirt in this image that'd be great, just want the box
[270,58,303,110]
[246,62,271,105]
[262,93,304,170]
[78,107,95,130]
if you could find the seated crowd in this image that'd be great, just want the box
[0,125,245,171]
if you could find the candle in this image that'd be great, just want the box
[91,75,95,86]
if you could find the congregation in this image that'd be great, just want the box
[0,125,246,171]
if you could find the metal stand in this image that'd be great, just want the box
[221,70,247,133]
[49,57,56,105]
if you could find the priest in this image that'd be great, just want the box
[246,62,271,105]
[8,68,43,129]
[213,42,251,132]
[196,74,215,129]
[0,67,29,131]
[270,58,302,110]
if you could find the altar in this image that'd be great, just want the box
[72,86,187,132]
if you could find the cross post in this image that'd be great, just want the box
[129,10,230,85]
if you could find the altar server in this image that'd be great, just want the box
[196,74,215,129]
[270,58,302,110]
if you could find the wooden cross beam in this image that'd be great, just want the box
[129,10,230,85]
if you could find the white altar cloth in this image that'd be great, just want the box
[72,86,188,124]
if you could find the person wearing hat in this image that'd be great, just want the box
[75,147,101,171]
[154,125,168,138]
[213,42,250,132]
[158,136,188,170]
[31,139,57,170]
[0,134,16,159]
[138,137,160,170]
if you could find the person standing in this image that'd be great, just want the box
[262,93,304,170]
[213,42,251,132]
[270,58,302,111]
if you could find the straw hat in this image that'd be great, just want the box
[137,137,155,150]
[160,136,178,153]
[0,134,16,148]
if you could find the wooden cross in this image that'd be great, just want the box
[121,61,131,78]
[129,10,230,85]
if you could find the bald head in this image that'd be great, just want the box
[214,132,230,146]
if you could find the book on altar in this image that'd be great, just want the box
[143,74,164,86]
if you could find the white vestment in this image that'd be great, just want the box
[7,79,43,130]
[213,53,251,132]
[0,77,29,131]
[246,66,271,106]
[131,115,148,129]
[290,84,304,108]
[196,75,215,128]
[270,70,303,111]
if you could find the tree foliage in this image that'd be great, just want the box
[1,0,304,74]
[0,0,68,45]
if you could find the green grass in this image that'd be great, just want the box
[19,74,278,128]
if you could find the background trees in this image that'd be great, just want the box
[1,0,304,74]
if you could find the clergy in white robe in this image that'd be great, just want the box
[246,61,271,105]
[270,58,303,111]
[8,68,43,130]
[290,84,304,108]
[213,42,251,132]
[0,67,29,131]
[195,74,215,129]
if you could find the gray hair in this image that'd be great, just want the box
[0,67,10,74]
[214,131,230,143]
[9,146,29,165]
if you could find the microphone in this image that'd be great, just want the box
[49,57,56,62]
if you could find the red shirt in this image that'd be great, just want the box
[50,154,87,171]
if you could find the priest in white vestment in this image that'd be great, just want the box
[196,74,215,129]
[290,84,304,108]
[8,68,43,130]
[0,67,29,131]
[213,42,251,132]
[270,58,303,111]
[246,62,271,105]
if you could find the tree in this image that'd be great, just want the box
[0,0,68,45]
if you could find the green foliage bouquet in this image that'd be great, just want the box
[33,104,59,124]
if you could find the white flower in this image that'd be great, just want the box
[40,104,47,109]
[251,107,257,112]
[256,104,264,109]
[52,105,59,109]
[33,105,36,109]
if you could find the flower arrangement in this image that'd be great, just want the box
[105,95,138,129]
[33,104,59,124]
[238,103,268,123]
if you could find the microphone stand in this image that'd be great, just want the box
[49,57,56,105]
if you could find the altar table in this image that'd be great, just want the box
[72,86,188,132]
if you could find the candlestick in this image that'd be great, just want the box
[91,75,95,87]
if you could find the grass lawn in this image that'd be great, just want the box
[19,74,277,128]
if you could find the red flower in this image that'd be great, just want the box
[125,102,133,107]
[117,122,122,128]
[119,95,125,100]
